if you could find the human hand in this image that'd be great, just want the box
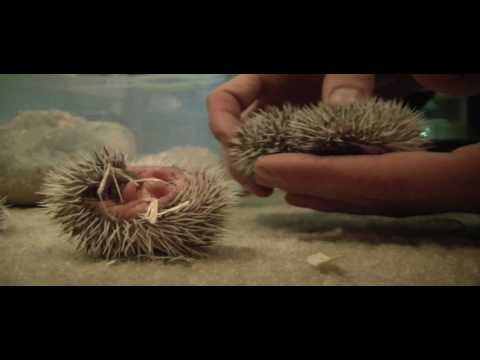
[254,144,480,216]
[208,74,327,196]
[321,74,480,105]
[253,74,480,216]
[207,74,480,205]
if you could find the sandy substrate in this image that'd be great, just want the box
[1,193,480,285]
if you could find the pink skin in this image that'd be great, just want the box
[96,166,187,220]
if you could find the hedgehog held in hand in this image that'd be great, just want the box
[39,148,238,261]
[229,98,429,178]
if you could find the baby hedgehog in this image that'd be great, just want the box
[40,148,238,261]
[229,98,429,178]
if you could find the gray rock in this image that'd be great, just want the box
[0,110,137,205]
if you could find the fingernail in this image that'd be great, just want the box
[328,87,364,106]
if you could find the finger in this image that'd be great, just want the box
[255,74,325,107]
[207,75,262,145]
[255,151,480,212]
[222,147,273,197]
[236,176,274,198]
[322,74,375,105]
[413,74,480,96]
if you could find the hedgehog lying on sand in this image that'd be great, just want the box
[230,98,430,178]
[40,148,239,261]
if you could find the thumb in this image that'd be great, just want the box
[322,74,375,105]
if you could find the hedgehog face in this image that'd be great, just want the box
[95,166,188,221]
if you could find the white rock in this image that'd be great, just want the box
[0,110,137,205]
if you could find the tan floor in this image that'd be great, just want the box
[1,193,480,285]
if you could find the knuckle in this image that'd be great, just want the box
[208,117,226,141]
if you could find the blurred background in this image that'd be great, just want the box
[0,74,478,155]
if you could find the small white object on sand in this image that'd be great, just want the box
[307,252,340,268]
[320,228,344,239]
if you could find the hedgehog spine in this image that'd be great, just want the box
[230,98,429,178]
[40,148,239,261]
